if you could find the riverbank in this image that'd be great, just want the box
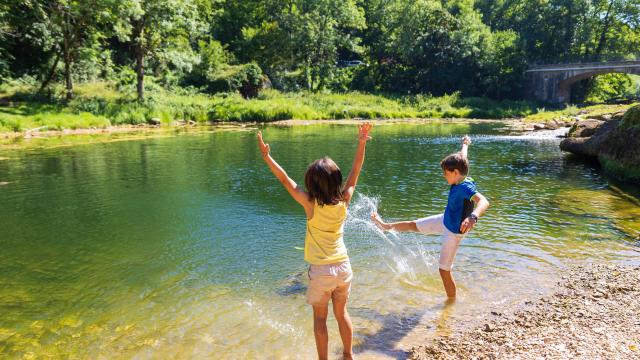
[408,264,640,359]
[3,80,636,135]
[0,81,536,132]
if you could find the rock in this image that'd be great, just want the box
[621,105,640,128]
[560,118,619,157]
[188,120,196,126]
[587,113,613,121]
[483,323,495,332]
[148,117,161,125]
[545,120,559,130]
[568,119,605,138]
[611,110,626,121]
[533,123,546,130]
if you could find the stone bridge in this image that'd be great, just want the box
[526,60,640,103]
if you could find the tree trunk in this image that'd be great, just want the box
[136,45,144,101]
[63,32,73,100]
[133,20,145,102]
[39,51,60,93]
[594,1,614,62]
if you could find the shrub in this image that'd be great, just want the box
[207,62,264,98]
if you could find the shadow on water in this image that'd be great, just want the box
[351,307,426,359]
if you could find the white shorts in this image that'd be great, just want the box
[415,214,465,271]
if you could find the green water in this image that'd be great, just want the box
[1,122,639,358]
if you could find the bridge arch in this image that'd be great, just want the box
[527,61,640,103]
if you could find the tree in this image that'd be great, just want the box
[291,0,365,90]
[0,2,9,79]
[18,0,111,99]
[115,0,205,101]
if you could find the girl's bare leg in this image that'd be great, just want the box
[312,304,329,360]
[332,297,353,359]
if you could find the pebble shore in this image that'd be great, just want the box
[409,264,640,360]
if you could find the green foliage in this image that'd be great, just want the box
[208,63,264,98]
[183,39,233,88]
[1,0,640,107]
[582,74,637,103]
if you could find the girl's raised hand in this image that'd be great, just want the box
[462,135,471,146]
[257,131,270,156]
[358,122,373,141]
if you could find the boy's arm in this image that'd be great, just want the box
[258,132,313,217]
[461,135,471,159]
[343,122,373,203]
[460,192,490,233]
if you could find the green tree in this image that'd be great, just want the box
[0,2,9,79]
[2,0,110,99]
[115,0,206,101]
[292,0,365,90]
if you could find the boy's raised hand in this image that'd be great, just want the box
[462,135,471,146]
[257,131,270,156]
[358,122,374,141]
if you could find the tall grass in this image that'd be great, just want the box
[6,79,631,133]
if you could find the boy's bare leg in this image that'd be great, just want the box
[312,304,329,360]
[371,212,418,232]
[332,297,354,359]
[439,269,457,298]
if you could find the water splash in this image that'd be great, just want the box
[346,194,437,287]
[408,129,570,145]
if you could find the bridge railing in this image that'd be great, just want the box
[527,60,640,72]
[527,54,640,68]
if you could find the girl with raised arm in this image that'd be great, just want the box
[258,123,373,360]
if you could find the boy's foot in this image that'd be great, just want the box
[343,352,355,360]
[370,212,386,230]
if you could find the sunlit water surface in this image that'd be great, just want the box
[1,122,639,358]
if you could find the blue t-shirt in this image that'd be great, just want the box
[443,177,478,234]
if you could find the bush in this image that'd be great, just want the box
[207,62,264,98]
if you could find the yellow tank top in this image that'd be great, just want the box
[304,200,349,265]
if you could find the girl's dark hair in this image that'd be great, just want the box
[440,152,469,175]
[305,157,344,206]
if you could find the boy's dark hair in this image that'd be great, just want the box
[440,152,469,175]
[305,157,344,206]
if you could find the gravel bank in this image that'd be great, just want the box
[409,264,640,360]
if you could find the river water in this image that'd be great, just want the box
[1,121,639,358]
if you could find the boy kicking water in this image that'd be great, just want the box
[371,135,489,298]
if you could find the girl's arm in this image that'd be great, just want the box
[258,132,313,218]
[343,122,373,203]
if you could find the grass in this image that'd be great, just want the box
[1,79,636,133]
[523,103,638,123]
